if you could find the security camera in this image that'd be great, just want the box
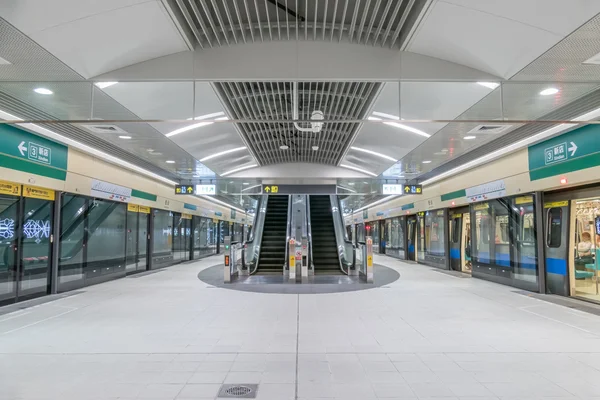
[310,110,324,133]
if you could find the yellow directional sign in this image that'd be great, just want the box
[264,186,270,193]
[271,185,278,193]
[367,255,373,267]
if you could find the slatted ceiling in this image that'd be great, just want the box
[174,0,430,49]
[214,80,380,165]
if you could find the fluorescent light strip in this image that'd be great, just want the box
[354,196,395,213]
[198,195,245,214]
[241,184,262,192]
[221,164,258,176]
[200,146,246,162]
[95,82,118,89]
[369,113,430,138]
[340,164,378,177]
[477,82,500,90]
[0,109,178,186]
[186,111,225,121]
[337,185,357,193]
[350,146,397,162]
[166,121,213,137]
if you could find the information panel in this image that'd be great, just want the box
[261,184,337,195]
[175,185,195,195]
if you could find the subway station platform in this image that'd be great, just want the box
[3,255,600,400]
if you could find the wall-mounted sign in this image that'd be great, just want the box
[231,209,236,219]
[473,202,490,211]
[362,209,369,219]
[544,201,568,208]
[91,179,132,202]
[196,184,216,195]
[175,185,194,195]
[138,206,151,214]
[404,185,423,195]
[262,184,336,195]
[382,184,403,195]
[215,211,223,217]
[0,180,21,196]
[23,185,55,201]
[184,203,197,210]
[182,213,193,220]
[515,195,533,205]
[465,179,505,203]
[127,204,139,212]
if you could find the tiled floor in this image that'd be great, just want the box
[4,255,600,399]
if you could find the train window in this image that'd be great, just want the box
[547,208,562,248]
[480,217,490,244]
[451,217,461,243]
[495,215,510,244]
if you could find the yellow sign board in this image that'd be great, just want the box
[289,255,295,268]
[515,196,534,205]
[0,180,21,196]
[127,204,139,212]
[264,185,279,193]
[182,213,193,220]
[367,255,373,267]
[23,185,55,201]
[473,202,489,211]
[544,200,568,208]
[138,205,151,214]
[212,218,219,223]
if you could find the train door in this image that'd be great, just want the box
[449,207,470,273]
[462,212,472,273]
[406,215,417,261]
[379,219,386,254]
[544,200,570,296]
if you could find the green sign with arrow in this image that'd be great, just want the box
[0,124,68,180]
[528,124,600,180]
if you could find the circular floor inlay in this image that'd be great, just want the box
[198,264,400,294]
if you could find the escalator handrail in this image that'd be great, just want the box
[306,195,314,272]
[283,194,292,272]
[245,195,262,245]
[329,195,354,275]
[249,195,267,275]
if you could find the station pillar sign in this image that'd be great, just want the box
[365,236,374,283]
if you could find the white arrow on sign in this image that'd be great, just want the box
[17,141,27,156]
[568,141,578,157]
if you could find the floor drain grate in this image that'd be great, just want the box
[218,384,258,398]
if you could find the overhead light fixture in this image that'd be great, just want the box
[422,160,432,164]
[477,82,500,90]
[337,185,357,193]
[166,160,176,164]
[370,113,430,138]
[198,195,245,214]
[560,177,568,185]
[348,182,355,186]
[221,164,258,177]
[95,82,118,89]
[354,195,395,213]
[34,88,53,95]
[463,136,476,140]
[242,182,249,185]
[186,111,225,121]
[340,164,378,177]
[280,145,289,150]
[540,87,559,96]
[312,146,319,151]
[166,121,213,137]
[199,146,246,162]
[0,56,11,65]
[351,146,397,162]
[0,109,178,186]
[118,135,131,139]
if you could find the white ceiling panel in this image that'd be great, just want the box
[442,0,600,36]
[408,1,564,79]
[24,1,188,78]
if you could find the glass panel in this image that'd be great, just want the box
[425,211,445,257]
[172,213,183,262]
[0,195,19,302]
[473,206,491,264]
[398,217,405,250]
[356,223,365,243]
[452,216,461,243]
[86,200,126,277]
[232,223,243,243]
[514,201,537,284]
[418,216,426,262]
[19,198,53,297]
[573,199,600,301]
[138,213,148,270]
[125,211,138,273]
[59,194,87,288]
[152,209,173,268]
[547,208,562,248]
[491,199,511,267]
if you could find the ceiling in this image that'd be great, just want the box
[0,0,599,215]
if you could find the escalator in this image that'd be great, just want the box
[309,195,341,273]
[256,195,289,273]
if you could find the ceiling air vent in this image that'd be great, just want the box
[468,124,512,135]
[77,123,128,135]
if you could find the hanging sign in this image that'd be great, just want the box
[0,180,21,196]
[91,179,132,202]
[175,185,194,195]
[23,185,55,201]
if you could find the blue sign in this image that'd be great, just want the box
[215,211,223,217]
[184,203,197,211]
[376,212,384,216]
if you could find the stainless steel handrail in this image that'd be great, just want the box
[306,194,314,273]
[283,194,292,273]
[330,195,355,275]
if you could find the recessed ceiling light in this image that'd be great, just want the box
[118,135,131,139]
[243,182,249,185]
[348,182,355,186]
[312,146,319,151]
[199,146,246,162]
[540,87,559,96]
[477,82,500,90]
[95,82,118,89]
[422,160,432,164]
[34,88,53,95]
[166,160,176,164]
[463,135,476,140]
[280,145,289,150]
[351,146,397,162]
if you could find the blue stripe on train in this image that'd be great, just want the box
[477,252,490,264]
[450,248,460,260]
[546,257,567,276]
[520,255,537,270]
[495,252,510,267]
